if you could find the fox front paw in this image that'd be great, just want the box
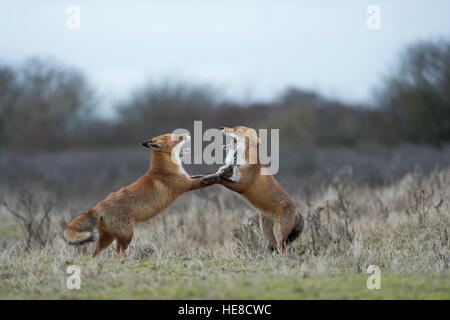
[219,165,234,180]
[200,175,219,186]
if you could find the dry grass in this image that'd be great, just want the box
[0,165,448,299]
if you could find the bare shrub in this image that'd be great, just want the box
[409,190,434,225]
[231,214,265,256]
[306,197,355,257]
[306,206,331,256]
[1,190,55,248]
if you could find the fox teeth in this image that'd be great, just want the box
[180,147,190,155]
[223,138,237,150]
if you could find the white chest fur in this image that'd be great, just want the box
[217,147,245,182]
[172,140,189,178]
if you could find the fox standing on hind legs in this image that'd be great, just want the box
[201,126,304,254]
[63,132,214,257]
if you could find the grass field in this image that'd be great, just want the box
[1,255,449,299]
[0,164,448,299]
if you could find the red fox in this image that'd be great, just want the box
[63,132,212,256]
[201,126,304,254]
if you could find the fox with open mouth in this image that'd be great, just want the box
[201,126,304,254]
[63,132,217,256]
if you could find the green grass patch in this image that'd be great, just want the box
[1,256,448,299]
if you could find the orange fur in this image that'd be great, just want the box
[63,133,208,257]
[201,126,304,254]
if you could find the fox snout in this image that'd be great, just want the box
[182,133,191,142]
[142,140,152,148]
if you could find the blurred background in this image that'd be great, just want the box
[0,0,449,207]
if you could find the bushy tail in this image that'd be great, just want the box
[63,209,98,244]
[287,210,304,244]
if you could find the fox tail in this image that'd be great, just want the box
[287,210,304,244]
[63,209,98,244]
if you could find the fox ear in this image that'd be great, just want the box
[251,136,262,145]
[246,135,261,146]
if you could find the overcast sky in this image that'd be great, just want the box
[0,0,449,116]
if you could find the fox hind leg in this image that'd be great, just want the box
[115,236,132,257]
[273,216,296,254]
[114,221,134,257]
[92,232,114,257]
[272,222,286,254]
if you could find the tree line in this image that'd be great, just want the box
[0,39,449,151]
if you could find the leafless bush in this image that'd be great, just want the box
[1,190,55,248]
[306,198,355,256]
[407,187,445,225]
[306,206,330,255]
[409,190,433,225]
[376,197,390,221]
[231,214,265,255]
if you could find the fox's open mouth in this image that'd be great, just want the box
[223,137,237,150]
[178,135,191,156]
[179,147,190,156]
